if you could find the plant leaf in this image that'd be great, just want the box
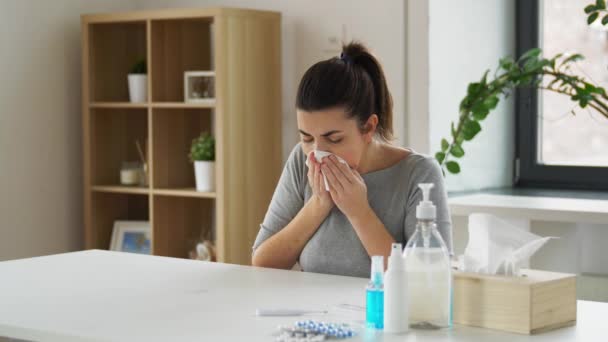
[480,70,490,85]
[473,108,490,121]
[602,14,608,25]
[450,144,465,158]
[594,86,606,95]
[499,57,514,70]
[435,152,446,164]
[548,53,563,69]
[472,105,490,121]
[588,12,600,24]
[467,82,482,97]
[597,0,606,10]
[441,139,449,152]
[483,95,499,110]
[463,120,482,141]
[585,4,598,13]
[446,161,461,174]
[519,48,541,61]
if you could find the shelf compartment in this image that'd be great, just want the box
[89,21,147,102]
[153,196,214,258]
[152,108,213,189]
[90,108,148,185]
[151,18,213,102]
[88,192,149,250]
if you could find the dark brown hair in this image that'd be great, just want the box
[296,41,393,141]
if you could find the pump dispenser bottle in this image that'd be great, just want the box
[403,183,452,329]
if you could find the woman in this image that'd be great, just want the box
[252,41,452,278]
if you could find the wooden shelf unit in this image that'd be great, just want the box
[82,8,282,264]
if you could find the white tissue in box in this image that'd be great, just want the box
[459,213,556,276]
[305,150,348,191]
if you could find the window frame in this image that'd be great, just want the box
[515,0,608,190]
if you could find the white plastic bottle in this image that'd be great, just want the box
[383,243,409,333]
[403,183,452,329]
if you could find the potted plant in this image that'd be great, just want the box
[128,59,147,103]
[189,132,216,192]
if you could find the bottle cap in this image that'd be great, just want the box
[388,243,404,270]
[416,183,436,220]
[370,255,384,285]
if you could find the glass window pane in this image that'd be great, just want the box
[540,0,608,166]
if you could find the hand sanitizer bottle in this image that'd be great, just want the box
[403,183,452,329]
[366,255,384,329]
[383,243,409,334]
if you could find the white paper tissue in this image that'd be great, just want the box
[458,213,556,276]
[305,150,349,191]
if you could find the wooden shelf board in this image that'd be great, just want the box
[91,185,150,195]
[153,188,217,198]
[151,102,216,109]
[90,102,148,109]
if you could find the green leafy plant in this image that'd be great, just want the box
[130,59,147,74]
[585,0,608,25]
[189,132,215,162]
[436,1,608,175]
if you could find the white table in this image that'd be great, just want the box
[0,250,605,341]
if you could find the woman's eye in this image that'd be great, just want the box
[302,138,314,144]
[329,138,343,144]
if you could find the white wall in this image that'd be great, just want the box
[427,0,515,192]
[0,0,137,261]
[404,0,430,153]
[134,0,406,160]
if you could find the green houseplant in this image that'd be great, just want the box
[436,0,608,175]
[130,59,147,74]
[128,58,147,103]
[190,132,216,192]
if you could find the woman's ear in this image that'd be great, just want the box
[363,114,379,143]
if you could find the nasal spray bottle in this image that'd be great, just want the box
[366,256,384,329]
[403,183,452,329]
[383,243,409,333]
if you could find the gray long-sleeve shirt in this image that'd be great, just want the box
[252,144,453,278]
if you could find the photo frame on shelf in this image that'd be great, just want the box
[110,221,152,255]
[184,71,215,104]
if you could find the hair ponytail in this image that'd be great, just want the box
[296,41,394,141]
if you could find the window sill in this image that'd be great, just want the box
[448,187,608,224]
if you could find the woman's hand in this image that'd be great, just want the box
[307,151,334,211]
[321,155,371,221]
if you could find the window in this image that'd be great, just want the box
[516,0,608,189]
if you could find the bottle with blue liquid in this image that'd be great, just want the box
[366,255,384,329]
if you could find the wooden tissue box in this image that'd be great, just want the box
[453,268,577,334]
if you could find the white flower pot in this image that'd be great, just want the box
[128,74,148,103]
[194,161,215,192]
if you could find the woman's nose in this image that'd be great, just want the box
[314,141,329,152]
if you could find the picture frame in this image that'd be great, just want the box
[184,71,215,104]
[110,221,152,255]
